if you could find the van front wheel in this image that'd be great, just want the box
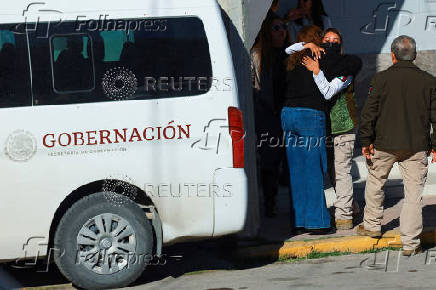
[54,192,153,289]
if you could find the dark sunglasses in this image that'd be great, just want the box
[272,24,288,31]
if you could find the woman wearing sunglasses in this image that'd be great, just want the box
[251,13,290,217]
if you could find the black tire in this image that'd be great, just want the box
[54,192,153,289]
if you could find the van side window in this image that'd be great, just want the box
[51,34,95,93]
[29,17,212,106]
[93,17,213,100]
[0,28,31,108]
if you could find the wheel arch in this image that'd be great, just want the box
[48,179,163,257]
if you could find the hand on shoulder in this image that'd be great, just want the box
[303,43,325,60]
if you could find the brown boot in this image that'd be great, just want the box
[402,246,422,257]
[335,219,353,230]
[356,225,381,238]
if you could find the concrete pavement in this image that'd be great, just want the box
[128,250,436,290]
[236,152,436,262]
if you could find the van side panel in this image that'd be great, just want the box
[0,3,243,260]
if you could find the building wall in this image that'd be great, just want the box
[217,0,271,237]
[322,0,436,140]
[276,0,436,146]
[216,0,436,234]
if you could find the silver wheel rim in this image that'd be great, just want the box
[76,213,136,275]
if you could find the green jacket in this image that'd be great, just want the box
[360,61,436,152]
[330,83,358,135]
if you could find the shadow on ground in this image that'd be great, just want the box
[0,236,283,289]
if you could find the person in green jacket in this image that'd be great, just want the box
[322,29,361,231]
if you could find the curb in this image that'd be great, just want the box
[235,229,436,260]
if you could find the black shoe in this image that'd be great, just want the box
[308,227,336,235]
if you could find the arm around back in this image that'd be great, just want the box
[326,54,362,80]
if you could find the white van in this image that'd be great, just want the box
[0,0,248,288]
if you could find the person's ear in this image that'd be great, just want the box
[391,52,397,64]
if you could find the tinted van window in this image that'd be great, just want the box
[0,27,31,108]
[51,34,94,93]
[29,17,212,105]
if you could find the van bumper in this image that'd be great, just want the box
[212,168,248,236]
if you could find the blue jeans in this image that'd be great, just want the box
[281,107,330,229]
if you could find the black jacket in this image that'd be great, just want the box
[284,63,328,112]
[320,53,362,81]
[284,51,362,113]
[360,61,436,152]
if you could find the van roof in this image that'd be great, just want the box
[1,0,218,16]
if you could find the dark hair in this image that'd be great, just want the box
[253,13,291,70]
[295,0,328,29]
[323,27,344,53]
[287,25,322,70]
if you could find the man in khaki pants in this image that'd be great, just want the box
[358,35,436,256]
